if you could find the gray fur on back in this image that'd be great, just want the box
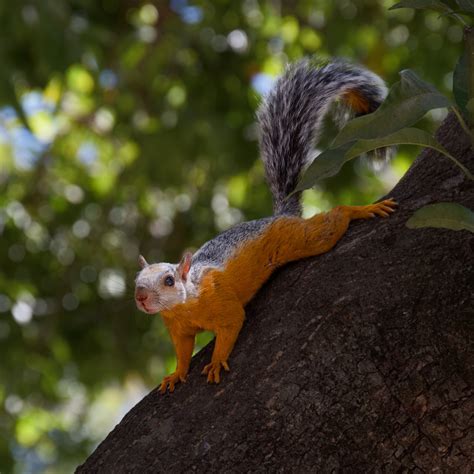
[192,217,274,270]
[257,58,389,216]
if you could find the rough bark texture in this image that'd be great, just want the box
[77,114,474,473]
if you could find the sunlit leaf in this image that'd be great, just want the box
[43,76,63,105]
[406,202,474,232]
[29,111,56,142]
[281,16,300,43]
[67,65,94,94]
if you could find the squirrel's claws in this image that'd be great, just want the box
[159,372,186,394]
[378,204,396,213]
[202,360,229,384]
[370,199,398,218]
[351,199,398,220]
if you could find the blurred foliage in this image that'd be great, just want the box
[0,0,462,471]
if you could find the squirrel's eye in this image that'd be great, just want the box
[164,276,175,287]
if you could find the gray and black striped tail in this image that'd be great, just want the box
[257,59,392,216]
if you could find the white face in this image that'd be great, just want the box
[134,254,192,314]
[135,263,185,314]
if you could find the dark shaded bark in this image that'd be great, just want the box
[77,114,474,473]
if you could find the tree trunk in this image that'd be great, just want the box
[77,114,474,473]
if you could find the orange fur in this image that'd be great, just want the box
[343,89,370,114]
[160,199,397,392]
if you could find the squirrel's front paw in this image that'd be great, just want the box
[201,360,230,384]
[159,371,187,394]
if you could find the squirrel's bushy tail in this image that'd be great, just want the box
[257,59,391,216]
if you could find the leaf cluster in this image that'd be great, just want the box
[297,0,474,230]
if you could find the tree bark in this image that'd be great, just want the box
[77,114,474,473]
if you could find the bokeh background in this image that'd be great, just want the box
[0,0,461,472]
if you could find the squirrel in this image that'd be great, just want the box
[135,59,397,393]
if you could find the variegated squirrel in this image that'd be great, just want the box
[135,59,397,393]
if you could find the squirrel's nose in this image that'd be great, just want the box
[135,286,149,302]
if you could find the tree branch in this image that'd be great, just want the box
[77,113,474,473]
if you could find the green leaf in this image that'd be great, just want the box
[346,128,474,180]
[406,202,474,232]
[294,142,354,191]
[389,0,453,12]
[453,52,468,115]
[332,70,451,147]
[296,128,473,192]
[345,127,437,156]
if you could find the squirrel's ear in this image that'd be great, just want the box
[178,252,193,281]
[138,255,149,269]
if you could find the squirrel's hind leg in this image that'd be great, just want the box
[287,198,397,261]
